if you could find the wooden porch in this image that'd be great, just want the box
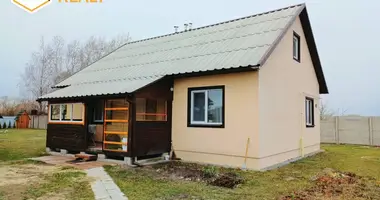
[46,78,173,160]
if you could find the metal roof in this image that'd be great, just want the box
[39,4,306,100]
[39,75,163,100]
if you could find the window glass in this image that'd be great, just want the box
[72,104,83,121]
[293,33,300,61]
[94,100,104,122]
[61,104,71,121]
[192,92,206,122]
[49,103,83,123]
[51,105,60,120]
[189,87,224,126]
[293,37,298,57]
[136,98,167,121]
[207,89,223,123]
[305,98,314,126]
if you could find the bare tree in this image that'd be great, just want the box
[320,100,334,120]
[20,33,131,108]
[0,96,18,116]
[20,37,54,113]
[320,99,348,120]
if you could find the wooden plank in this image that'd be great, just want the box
[104,141,128,145]
[136,113,167,116]
[104,131,128,135]
[104,120,129,123]
[104,108,129,111]
[103,149,128,152]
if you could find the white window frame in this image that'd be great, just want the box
[93,100,104,123]
[293,32,300,61]
[49,103,84,123]
[190,89,223,126]
[305,98,314,127]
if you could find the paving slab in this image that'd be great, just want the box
[86,167,128,200]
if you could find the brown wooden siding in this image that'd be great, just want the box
[46,124,87,151]
[132,121,171,156]
[132,78,173,157]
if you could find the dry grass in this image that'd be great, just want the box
[0,130,94,200]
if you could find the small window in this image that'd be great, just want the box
[293,32,300,62]
[93,100,104,122]
[188,86,224,128]
[50,105,60,121]
[49,103,84,123]
[136,98,167,121]
[305,98,314,127]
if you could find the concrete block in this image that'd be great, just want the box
[60,149,68,154]
[124,157,131,165]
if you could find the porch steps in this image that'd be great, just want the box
[75,153,98,161]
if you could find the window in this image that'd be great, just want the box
[136,98,167,121]
[49,103,84,123]
[188,86,224,128]
[293,32,300,62]
[305,98,314,127]
[93,100,104,122]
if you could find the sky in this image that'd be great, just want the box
[0,0,379,115]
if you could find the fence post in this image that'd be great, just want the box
[369,117,373,146]
[335,116,340,144]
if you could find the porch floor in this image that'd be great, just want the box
[87,142,103,153]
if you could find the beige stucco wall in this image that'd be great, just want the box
[172,72,261,169]
[172,16,321,170]
[258,16,321,169]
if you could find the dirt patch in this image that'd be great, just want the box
[145,161,244,189]
[281,169,380,200]
[0,164,56,200]
[36,190,69,200]
[0,164,55,187]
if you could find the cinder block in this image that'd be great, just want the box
[124,157,132,165]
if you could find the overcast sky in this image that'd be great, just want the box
[0,0,379,115]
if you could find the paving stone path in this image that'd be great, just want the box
[86,167,128,200]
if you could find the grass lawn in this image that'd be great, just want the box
[0,129,47,161]
[0,129,94,200]
[106,144,380,200]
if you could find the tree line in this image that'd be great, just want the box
[18,34,131,113]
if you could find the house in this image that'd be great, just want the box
[38,3,328,170]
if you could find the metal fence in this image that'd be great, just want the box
[321,116,380,146]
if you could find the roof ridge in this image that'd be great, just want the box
[112,3,305,47]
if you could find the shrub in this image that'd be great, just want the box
[3,122,7,129]
[13,122,16,128]
[202,166,219,178]
[8,121,11,129]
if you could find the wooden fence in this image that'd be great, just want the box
[29,115,48,129]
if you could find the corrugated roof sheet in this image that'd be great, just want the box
[39,76,163,99]
[39,4,305,100]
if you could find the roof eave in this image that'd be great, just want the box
[299,7,329,94]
